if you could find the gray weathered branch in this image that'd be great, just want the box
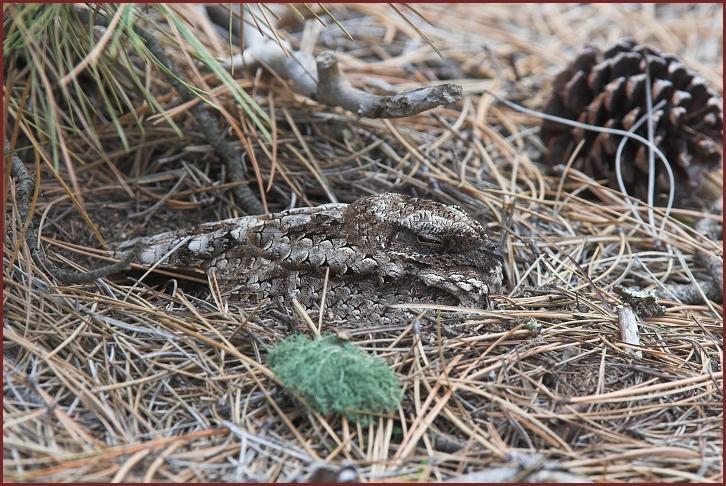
[694,213,723,298]
[658,214,722,305]
[658,275,722,304]
[224,7,462,118]
[315,51,462,118]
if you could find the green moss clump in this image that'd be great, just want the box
[268,334,402,421]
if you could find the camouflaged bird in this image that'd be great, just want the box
[115,193,504,325]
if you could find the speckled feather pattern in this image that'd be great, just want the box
[115,193,504,325]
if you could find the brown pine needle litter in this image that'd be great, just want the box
[3,3,722,483]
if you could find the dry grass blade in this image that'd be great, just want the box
[388,3,444,60]
[59,5,128,87]
[317,3,354,41]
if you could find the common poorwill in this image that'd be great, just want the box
[115,193,504,325]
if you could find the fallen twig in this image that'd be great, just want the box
[224,7,462,118]
[617,305,642,358]
[658,278,722,305]
[658,214,722,304]
[7,141,139,284]
[77,7,262,214]
[694,213,723,298]
[315,51,462,118]
[697,252,723,296]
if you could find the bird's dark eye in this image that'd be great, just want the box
[417,234,444,246]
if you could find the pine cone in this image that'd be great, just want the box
[541,39,722,203]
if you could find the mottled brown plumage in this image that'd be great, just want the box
[115,193,504,325]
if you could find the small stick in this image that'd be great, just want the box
[616,305,642,358]
[7,143,138,284]
[292,298,320,337]
[317,267,331,333]
[315,51,462,119]
[658,279,722,305]
[694,214,723,298]
[224,8,463,119]
[657,214,722,305]
[77,7,263,214]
